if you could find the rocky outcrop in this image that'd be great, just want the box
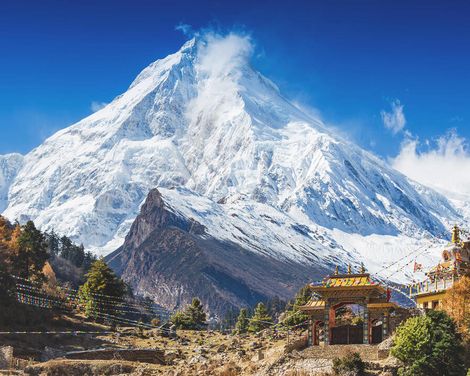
[106,188,329,315]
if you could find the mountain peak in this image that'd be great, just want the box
[1,36,462,286]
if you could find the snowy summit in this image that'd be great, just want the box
[0,34,466,284]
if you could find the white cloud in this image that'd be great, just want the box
[91,101,108,112]
[381,99,406,134]
[196,32,253,78]
[175,23,194,37]
[392,130,470,197]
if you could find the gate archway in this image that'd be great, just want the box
[330,302,365,345]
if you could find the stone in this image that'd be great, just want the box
[194,346,208,355]
[250,341,261,350]
[0,346,13,369]
[41,347,65,361]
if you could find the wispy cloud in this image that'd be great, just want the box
[175,23,194,37]
[381,99,406,134]
[391,129,470,197]
[91,101,108,112]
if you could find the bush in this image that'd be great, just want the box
[391,310,465,376]
[332,352,365,376]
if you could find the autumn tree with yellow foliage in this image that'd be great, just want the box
[442,276,470,338]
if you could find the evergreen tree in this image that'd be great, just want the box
[235,308,249,334]
[186,298,207,328]
[249,302,273,332]
[13,221,48,281]
[391,310,465,376]
[78,259,126,318]
[46,230,60,256]
[170,298,207,330]
[282,284,311,327]
[82,251,97,272]
[60,235,73,260]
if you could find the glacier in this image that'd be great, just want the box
[1,35,466,283]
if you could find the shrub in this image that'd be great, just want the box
[391,310,465,376]
[332,352,365,376]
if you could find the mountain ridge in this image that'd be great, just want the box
[0,35,465,293]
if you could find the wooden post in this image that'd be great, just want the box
[324,303,330,345]
[363,307,369,344]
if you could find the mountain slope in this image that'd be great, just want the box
[107,188,331,314]
[0,153,23,212]
[1,36,464,307]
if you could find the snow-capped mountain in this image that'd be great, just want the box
[1,35,465,291]
[0,153,23,213]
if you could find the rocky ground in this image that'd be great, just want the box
[1,321,401,376]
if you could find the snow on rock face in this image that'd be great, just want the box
[1,35,464,282]
[0,153,23,212]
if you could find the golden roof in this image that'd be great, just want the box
[323,274,373,288]
[300,299,326,311]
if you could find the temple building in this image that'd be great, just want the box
[410,225,470,309]
[299,265,399,346]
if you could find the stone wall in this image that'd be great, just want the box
[65,348,165,364]
[302,344,388,361]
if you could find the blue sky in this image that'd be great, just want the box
[0,0,469,163]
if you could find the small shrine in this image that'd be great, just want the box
[410,225,470,309]
[299,265,398,346]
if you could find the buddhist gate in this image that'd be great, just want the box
[300,266,398,346]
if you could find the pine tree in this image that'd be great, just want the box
[170,298,207,330]
[249,302,273,332]
[60,235,73,260]
[82,251,97,272]
[46,230,60,256]
[13,221,48,281]
[282,284,311,327]
[186,298,207,328]
[78,259,126,318]
[235,308,249,334]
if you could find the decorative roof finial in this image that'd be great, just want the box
[451,225,461,244]
[334,265,339,275]
[360,262,366,274]
[347,264,351,274]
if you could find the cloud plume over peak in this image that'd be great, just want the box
[196,32,253,78]
[392,130,470,197]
